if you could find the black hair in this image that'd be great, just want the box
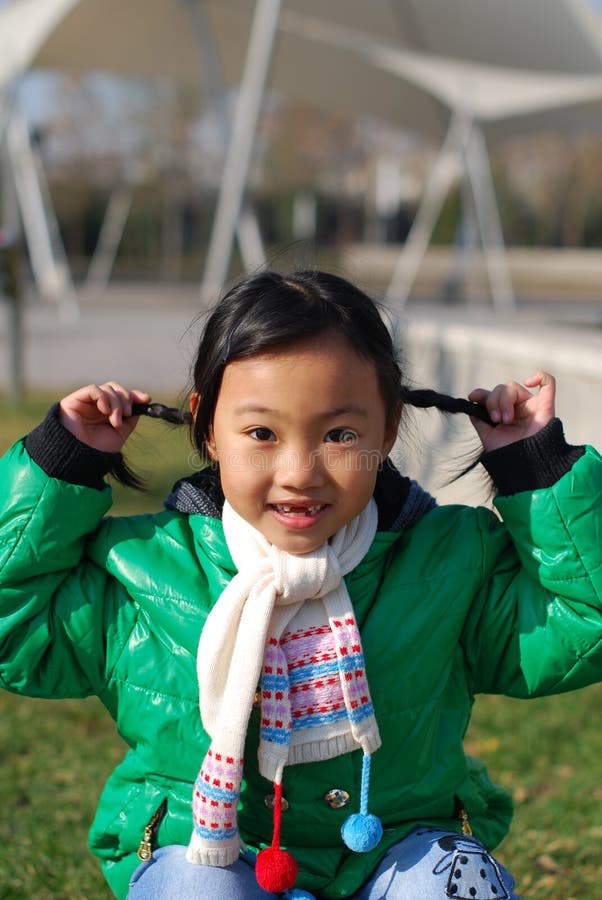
[189,269,492,456]
[125,269,493,476]
[193,270,401,456]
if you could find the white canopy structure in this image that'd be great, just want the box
[3,0,602,310]
[270,8,602,309]
[197,0,602,308]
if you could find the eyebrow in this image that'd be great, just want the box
[232,404,369,419]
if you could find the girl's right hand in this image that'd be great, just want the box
[59,383,151,453]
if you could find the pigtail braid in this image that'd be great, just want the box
[131,402,192,425]
[400,387,495,427]
[108,402,191,490]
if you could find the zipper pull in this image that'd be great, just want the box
[137,799,168,862]
[459,806,473,836]
[137,824,154,862]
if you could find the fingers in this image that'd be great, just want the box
[468,372,556,452]
[523,370,556,395]
[96,383,153,428]
[94,384,126,429]
[60,383,151,430]
[468,381,528,425]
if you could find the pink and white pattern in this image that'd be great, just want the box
[192,749,244,845]
[260,615,375,749]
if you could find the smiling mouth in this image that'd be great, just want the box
[270,503,326,516]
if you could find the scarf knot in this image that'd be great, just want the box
[273,543,342,604]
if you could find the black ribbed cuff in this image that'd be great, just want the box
[25,403,122,490]
[480,417,585,495]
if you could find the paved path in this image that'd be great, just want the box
[0,284,204,397]
[2,280,601,394]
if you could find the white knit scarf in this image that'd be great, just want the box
[186,498,381,867]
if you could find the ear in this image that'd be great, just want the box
[189,392,200,419]
[381,401,402,460]
[190,392,218,461]
[205,431,218,462]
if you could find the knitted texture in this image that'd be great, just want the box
[480,417,584,495]
[269,602,377,767]
[389,479,437,531]
[165,467,225,518]
[186,499,380,867]
[25,403,120,490]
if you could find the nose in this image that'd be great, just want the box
[273,443,326,490]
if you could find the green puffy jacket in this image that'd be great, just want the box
[1,420,601,898]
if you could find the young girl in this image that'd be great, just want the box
[0,269,600,900]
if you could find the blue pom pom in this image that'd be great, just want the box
[284,890,317,899]
[341,812,383,852]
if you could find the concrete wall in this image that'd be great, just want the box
[343,244,602,302]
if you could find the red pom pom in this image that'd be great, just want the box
[255,847,298,892]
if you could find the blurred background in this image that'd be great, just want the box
[2,0,602,492]
[1,2,602,898]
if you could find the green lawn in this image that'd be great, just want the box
[1,394,601,898]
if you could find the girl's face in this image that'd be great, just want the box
[203,333,399,554]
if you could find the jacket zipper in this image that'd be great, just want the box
[137,799,168,862]
[453,794,473,836]
[459,805,473,836]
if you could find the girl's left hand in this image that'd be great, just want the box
[468,371,556,452]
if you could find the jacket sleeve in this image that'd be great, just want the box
[461,425,602,697]
[0,426,128,702]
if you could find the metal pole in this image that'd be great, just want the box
[463,122,515,313]
[84,187,133,296]
[186,0,266,272]
[6,111,78,321]
[200,0,282,305]
[441,171,479,303]
[385,111,467,306]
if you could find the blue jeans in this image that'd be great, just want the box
[127,829,520,899]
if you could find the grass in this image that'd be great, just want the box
[1,393,602,898]
[465,689,602,899]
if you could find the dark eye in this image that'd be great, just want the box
[325,428,357,445]
[248,427,276,442]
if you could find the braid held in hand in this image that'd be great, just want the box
[399,388,496,427]
[131,402,192,425]
[131,391,496,432]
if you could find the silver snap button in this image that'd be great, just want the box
[324,788,350,809]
